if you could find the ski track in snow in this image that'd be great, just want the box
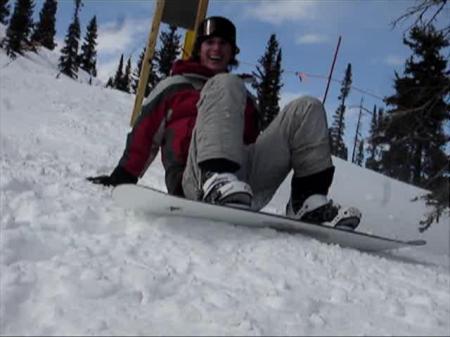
[0,43,449,335]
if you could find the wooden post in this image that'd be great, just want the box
[129,0,165,127]
[182,0,209,59]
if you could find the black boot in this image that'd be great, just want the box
[287,167,361,230]
[289,167,335,214]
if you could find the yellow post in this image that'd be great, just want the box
[182,0,209,60]
[129,0,165,127]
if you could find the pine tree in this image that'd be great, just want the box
[351,97,364,164]
[0,0,10,25]
[355,140,365,166]
[79,15,98,78]
[156,25,181,79]
[58,0,82,79]
[0,0,10,47]
[5,0,34,57]
[416,165,449,232]
[113,53,124,89]
[381,24,449,230]
[131,50,141,93]
[30,0,57,50]
[366,105,384,172]
[252,34,283,130]
[132,47,158,96]
[329,63,352,160]
[118,57,132,93]
[381,24,449,187]
[132,49,144,94]
[105,76,114,88]
[377,107,384,129]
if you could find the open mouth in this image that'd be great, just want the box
[208,55,223,62]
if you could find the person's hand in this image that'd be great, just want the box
[87,166,138,187]
[86,175,115,186]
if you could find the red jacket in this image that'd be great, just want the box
[118,60,260,195]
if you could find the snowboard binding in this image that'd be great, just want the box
[286,194,361,230]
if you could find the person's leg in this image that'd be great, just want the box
[182,73,252,205]
[248,96,333,210]
[248,95,360,229]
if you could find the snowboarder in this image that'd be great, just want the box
[88,16,361,229]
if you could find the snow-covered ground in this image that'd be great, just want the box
[1,43,449,335]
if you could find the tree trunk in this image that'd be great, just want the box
[413,142,423,186]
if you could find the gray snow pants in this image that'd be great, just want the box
[182,73,333,211]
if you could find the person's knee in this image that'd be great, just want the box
[288,95,323,110]
[284,95,325,119]
[207,73,245,91]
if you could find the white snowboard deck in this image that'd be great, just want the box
[113,184,426,252]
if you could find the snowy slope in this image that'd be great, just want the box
[1,45,449,336]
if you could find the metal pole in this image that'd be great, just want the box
[322,36,341,105]
[129,0,165,127]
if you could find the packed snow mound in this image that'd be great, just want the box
[1,46,449,336]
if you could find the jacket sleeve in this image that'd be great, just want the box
[117,79,177,178]
[116,76,195,178]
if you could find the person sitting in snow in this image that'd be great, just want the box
[88,16,361,229]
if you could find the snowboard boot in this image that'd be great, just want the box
[286,167,361,230]
[201,172,253,208]
[286,194,361,230]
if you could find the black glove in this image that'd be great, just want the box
[87,166,138,187]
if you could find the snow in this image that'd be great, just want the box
[1,42,449,336]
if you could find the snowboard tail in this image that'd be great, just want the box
[112,184,426,252]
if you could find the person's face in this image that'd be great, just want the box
[199,36,233,74]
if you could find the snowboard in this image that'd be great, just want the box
[112,184,426,252]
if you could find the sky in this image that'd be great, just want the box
[0,37,449,335]
[32,0,449,153]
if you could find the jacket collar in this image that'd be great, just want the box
[171,59,226,80]
[170,59,255,85]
